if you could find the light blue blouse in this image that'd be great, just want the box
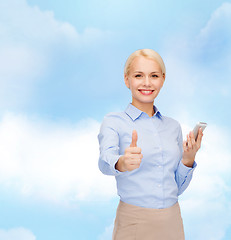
[98,103,196,209]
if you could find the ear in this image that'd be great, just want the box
[160,73,165,88]
[124,73,130,89]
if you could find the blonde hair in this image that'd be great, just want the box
[124,49,166,76]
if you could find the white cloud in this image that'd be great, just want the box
[0,0,77,84]
[0,0,80,48]
[0,0,114,109]
[161,2,231,110]
[0,227,36,240]
[0,112,117,206]
[198,2,231,48]
[195,2,231,77]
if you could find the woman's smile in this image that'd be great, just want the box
[138,89,154,95]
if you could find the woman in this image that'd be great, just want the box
[98,49,203,240]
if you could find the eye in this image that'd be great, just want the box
[135,74,142,78]
[151,74,158,78]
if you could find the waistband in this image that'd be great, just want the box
[117,200,181,220]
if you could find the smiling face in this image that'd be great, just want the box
[124,56,165,109]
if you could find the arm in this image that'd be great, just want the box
[98,117,143,176]
[175,124,197,196]
[97,116,124,176]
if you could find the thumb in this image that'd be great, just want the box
[130,129,138,147]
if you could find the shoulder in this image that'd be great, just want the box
[100,111,128,129]
[104,111,125,119]
[103,111,127,122]
[161,114,181,130]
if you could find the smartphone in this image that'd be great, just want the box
[193,122,207,141]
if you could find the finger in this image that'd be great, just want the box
[130,129,138,147]
[127,147,142,154]
[183,140,188,151]
[187,134,192,149]
[196,127,203,146]
[126,153,143,160]
[190,131,195,141]
[129,158,142,165]
[190,131,196,146]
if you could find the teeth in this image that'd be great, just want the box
[140,90,153,94]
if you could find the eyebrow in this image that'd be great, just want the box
[134,71,161,74]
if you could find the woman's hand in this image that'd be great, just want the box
[115,130,143,172]
[182,128,203,167]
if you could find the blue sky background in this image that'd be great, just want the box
[0,0,231,239]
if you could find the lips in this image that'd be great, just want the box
[138,89,154,95]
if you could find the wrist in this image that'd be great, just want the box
[115,156,126,172]
[181,158,194,168]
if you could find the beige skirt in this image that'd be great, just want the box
[112,201,185,240]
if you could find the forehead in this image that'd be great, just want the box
[130,56,161,72]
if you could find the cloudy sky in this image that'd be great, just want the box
[0,0,231,239]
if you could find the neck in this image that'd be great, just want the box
[131,100,154,117]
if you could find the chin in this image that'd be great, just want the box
[135,98,155,104]
[140,96,156,102]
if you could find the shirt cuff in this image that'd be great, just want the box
[109,154,124,175]
[178,160,197,176]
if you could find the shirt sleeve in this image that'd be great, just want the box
[97,115,124,176]
[175,123,197,196]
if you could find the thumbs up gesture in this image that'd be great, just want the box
[115,130,143,172]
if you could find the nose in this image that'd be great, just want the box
[143,76,151,86]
